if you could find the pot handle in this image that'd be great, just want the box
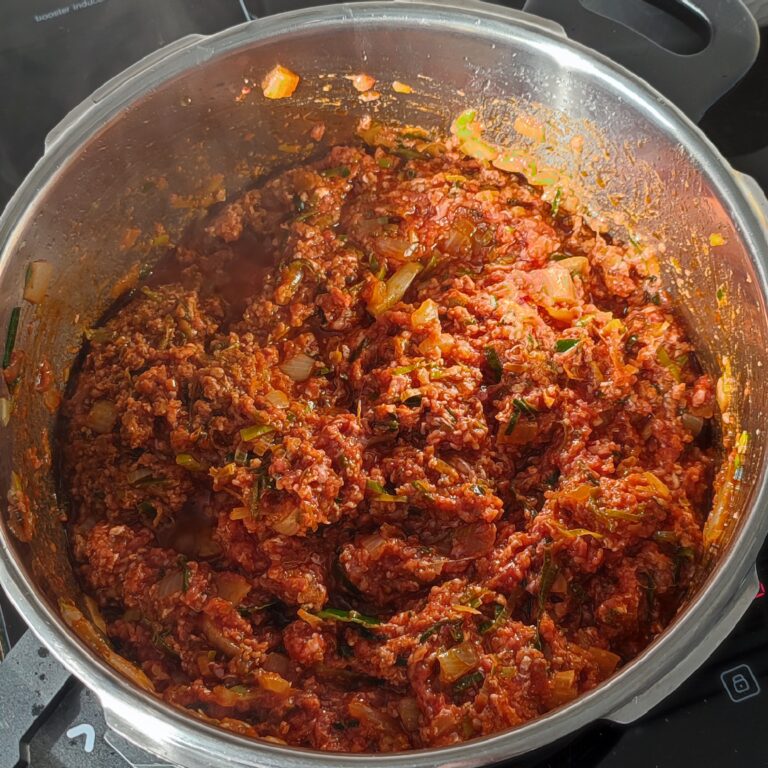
[521,0,759,123]
[605,567,761,725]
[44,33,210,151]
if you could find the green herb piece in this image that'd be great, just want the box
[175,453,206,472]
[484,346,503,382]
[418,619,460,644]
[453,670,484,694]
[538,550,558,610]
[393,146,428,161]
[238,602,276,616]
[452,109,477,141]
[549,252,570,261]
[653,530,677,546]
[322,165,351,178]
[152,629,178,657]
[505,410,520,435]
[182,562,191,592]
[555,338,579,354]
[512,397,537,416]
[470,483,486,496]
[413,480,434,501]
[240,423,276,441]
[551,187,562,217]
[377,156,393,169]
[656,346,684,382]
[479,604,508,634]
[3,306,20,369]
[348,337,369,363]
[314,607,381,626]
[366,479,387,495]
[403,394,423,407]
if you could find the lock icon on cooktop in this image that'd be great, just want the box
[720,664,761,703]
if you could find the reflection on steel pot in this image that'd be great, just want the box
[1,2,768,767]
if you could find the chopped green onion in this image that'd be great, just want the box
[392,363,421,375]
[484,346,503,382]
[470,483,486,496]
[549,252,571,261]
[368,261,423,317]
[240,424,275,442]
[412,480,434,500]
[392,146,428,161]
[453,670,484,694]
[377,156,393,169]
[656,346,684,382]
[366,479,387,495]
[555,338,579,354]
[403,394,423,407]
[538,550,558,609]
[3,307,20,369]
[373,492,407,503]
[479,603,508,634]
[322,165,351,178]
[653,530,678,546]
[175,453,206,471]
[505,410,520,435]
[551,187,562,217]
[451,109,478,141]
[314,608,381,626]
[512,397,537,415]
[419,619,462,644]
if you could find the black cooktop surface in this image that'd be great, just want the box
[2,2,768,767]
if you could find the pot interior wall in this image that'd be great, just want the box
[0,1,765,725]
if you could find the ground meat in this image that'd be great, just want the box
[61,126,717,752]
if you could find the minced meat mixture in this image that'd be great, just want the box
[61,124,716,751]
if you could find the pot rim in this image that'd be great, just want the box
[1,3,767,766]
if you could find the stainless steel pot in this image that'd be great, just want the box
[2,3,768,766]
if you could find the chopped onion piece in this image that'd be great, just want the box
[279,352,315,382]
[265,389,290,409]
[459,138,498,162]
[202,615,241,657]
[156,570,184,598]
[262,65,300,99]
[347,699,401,734]
[0,396,10,427]
[437,641,480,683]
[215,572,251,606]
[392,81,413,94]
[555,256,589,275]
[175,453,207,472]
[272,508,301,535]
[549,670,578,706]
[411,298,439,328]
[361,533,388,557]
[681,412,704,436]
[587,646,621,676]
[368,261,423,317]
[86,400,117,434]
[23,260,53,304]
[258,671,292,695]
[398,696,420,731]
[349,73,376,92]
